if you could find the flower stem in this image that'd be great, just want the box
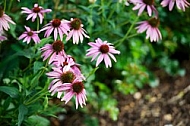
[101,0,105,22]
[3,0,6,11]
[8,0,13,12]
[145,39,156,58]
[24,88,49,105]
[86,67,99,80]
[37,17,40,31]
[115,16,139,47]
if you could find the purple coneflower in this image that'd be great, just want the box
[0,30,7,42]
[40,18,70,41]
[131,0,158,16]
[41,40,66,64]
[86,38,120,68]
[161,0,190,11]
[18,26,40,44]
[59,79,87,109]
[48,67,87,109]
[0,35,7,42]
[136,17,162,42]
[52,54,86,80]
[0,7,15,31]
[53,54,76,67]
[65,18,90,44]
[47,66,75,99]
[47,65,86,109]
[21,4,51,24]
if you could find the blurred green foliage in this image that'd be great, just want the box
[0,0,190,125]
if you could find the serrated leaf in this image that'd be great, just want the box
[0,86,19,98]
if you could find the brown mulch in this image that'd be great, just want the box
[51,60,190,126]
[99,60,190,126]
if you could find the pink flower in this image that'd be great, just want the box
[52,54,86,80]
[53,54,76,67]
[47,65,86,109]
[0,30,7,42]
[131,0,158,16]
[0,35,7,42]
[18,26,40,44]
[86,38,120,68]
[161,0,190,11]
[21,4,52,24]
[0,7,15,31]
[40,19,70,41]
[48,70,87,109]
[65,18,90,44]
[136,17,162,42]
[41,40,66,64]
[58,79,87,109]
[47,66,76,98]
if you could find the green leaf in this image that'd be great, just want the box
[33,61,44,74]
[43,95,48,110]
[18,104,28,126]
[29,70,44,89]
[26,115,50,126]
[177,69,186,77]
[95,82,111,94]
[0,86,19,98]
[37,37,52,47]
[17,48,34,59]
[109,107,119,121]
[149,78,159,88]
[3,97,12,110]
[9,23,17,38]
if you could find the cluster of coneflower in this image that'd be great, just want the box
[0,0,189,109]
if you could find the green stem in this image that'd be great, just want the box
[53,0,60,19]
[117,20,129,28]
[115,16,139,47]
[8,0,13,12]
[86,67,99,80]
[3,0,6,11]
[145,39,156,58]
[29,62,48,91]
[108,2,115,19]
[24,89,49,105]
[37,17,40,31]
[108,1,121,20]
[126,33,139,39]
[101,0,105,22]
[24,56,50,105]
[22,58,33,72]
[39,0,44,5]
[0,43,1,54]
